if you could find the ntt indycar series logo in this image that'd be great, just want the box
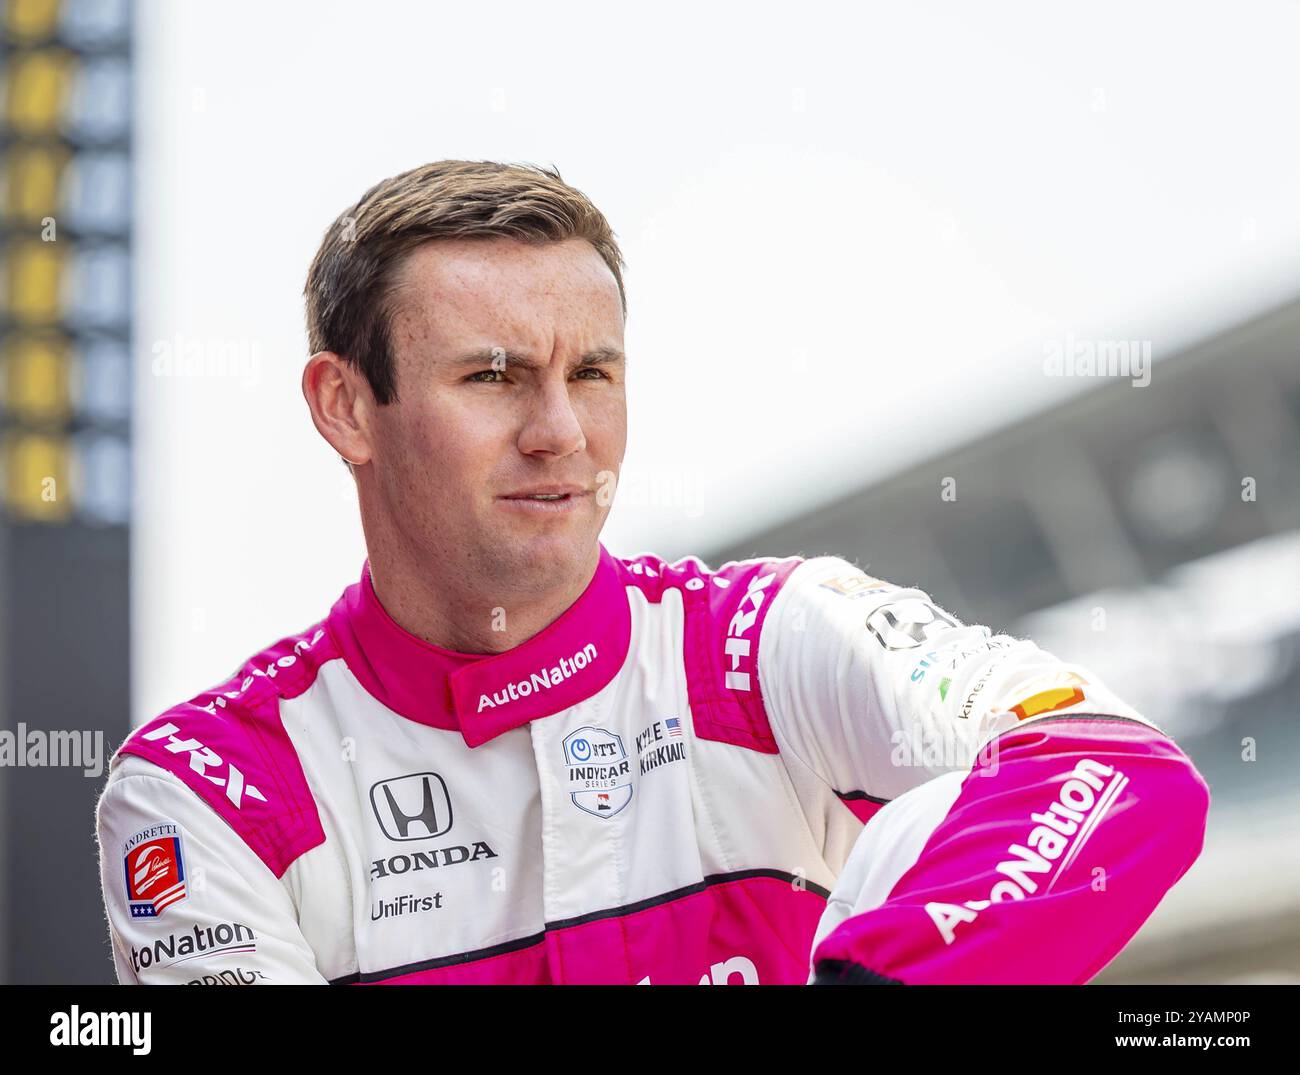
[926,757,1129,944]
[477,642,598,713]
[564,726,632,818]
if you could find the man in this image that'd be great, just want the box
[96,160,1209,985]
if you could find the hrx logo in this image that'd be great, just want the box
[140,722,266,809]
[724,572,779,691]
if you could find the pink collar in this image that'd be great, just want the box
[326,546,631,747]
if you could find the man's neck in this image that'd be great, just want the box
[365,542,602,656]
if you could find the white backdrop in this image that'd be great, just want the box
[134,0,1300,721]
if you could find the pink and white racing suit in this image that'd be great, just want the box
[96,547,1208,984]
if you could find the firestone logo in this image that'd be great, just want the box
[132,627,327,810]
[197,628,326,716]
[724,572,779,692]
[925,758,1129,944]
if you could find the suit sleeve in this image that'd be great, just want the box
[757,556,1210,984]
[96,755,328,984]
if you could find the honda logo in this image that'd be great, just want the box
[369,773,453,842]
[865,599,958,651]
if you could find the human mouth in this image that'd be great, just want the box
[497,486,591,511]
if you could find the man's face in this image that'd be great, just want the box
[366,236,626,590]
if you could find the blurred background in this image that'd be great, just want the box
[1,0,1298,982]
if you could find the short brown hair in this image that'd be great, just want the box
[303,160,627,404]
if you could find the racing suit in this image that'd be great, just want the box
[96,547,1209,984]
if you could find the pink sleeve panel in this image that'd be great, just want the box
[619,553,803,755]
[116,624,336,878]
[813,716,1211,984]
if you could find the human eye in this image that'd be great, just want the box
[572,366,609,381]
[465,369,507,383]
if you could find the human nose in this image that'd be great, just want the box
[516,379,586,458]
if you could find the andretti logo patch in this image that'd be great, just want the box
[563,727,632,818]
[124,822,188,919]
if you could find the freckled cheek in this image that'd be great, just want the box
[416,406,515,495]
[581,395,627,461]
[408,398,496,451]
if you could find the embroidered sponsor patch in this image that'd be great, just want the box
[124,822,188,919]
[819,572,893,599]
[1010,686,1087,721]
[563,727,633,818]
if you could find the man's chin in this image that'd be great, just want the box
[491,527,601,588]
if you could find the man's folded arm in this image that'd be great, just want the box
[757,557,1210,984]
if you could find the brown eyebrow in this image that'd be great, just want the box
[450,346,625,371]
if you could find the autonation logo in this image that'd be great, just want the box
[926,757,1128,943]
[476,642,597,712]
